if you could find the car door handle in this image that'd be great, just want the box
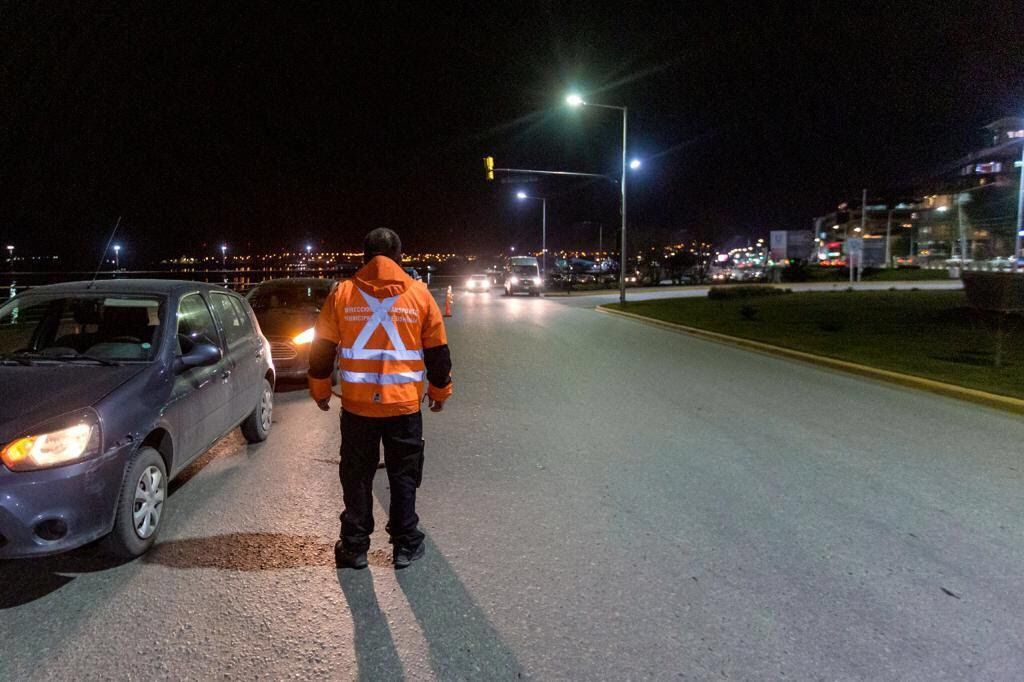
[221,369,232,383]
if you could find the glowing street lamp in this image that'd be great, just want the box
[221,244,227,268]
[113,244,121,270]
[629,159,642,170]
[566,90,631,303]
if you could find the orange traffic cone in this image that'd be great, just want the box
[444,286,453,317]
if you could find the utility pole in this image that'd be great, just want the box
[956,192,968,268]
[885,207,893,268]
[1015,143,1024,273]
[859,188,866,282]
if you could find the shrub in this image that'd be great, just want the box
[739,304,758,320]
[781,261,810,283]
[708,285,790,301]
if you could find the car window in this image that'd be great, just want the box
[176,294,221,355]
[210,292,251,348]
[0,294,163,361]
[228,297,256,339]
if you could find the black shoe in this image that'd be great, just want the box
[393,542,425,569]
[335,541,368,570]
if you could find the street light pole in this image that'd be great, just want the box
[566,94,630,304]
[516,192,547,278]
[1015,143,1024,273]
[619,106,628,305]
[113,244,121,270]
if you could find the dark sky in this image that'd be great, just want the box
[3,2,1023,265]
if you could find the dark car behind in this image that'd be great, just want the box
[246,278,336,380]
[0,280,275,559]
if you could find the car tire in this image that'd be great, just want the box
[241,378,274,443]
[102,446,167,559]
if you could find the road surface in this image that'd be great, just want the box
[2,285,1022,680]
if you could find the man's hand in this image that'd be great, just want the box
[316,397,331,412]
[428,398,445,413]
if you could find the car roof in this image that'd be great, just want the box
[22,279,238,297]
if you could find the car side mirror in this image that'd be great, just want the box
[174,342,222,373]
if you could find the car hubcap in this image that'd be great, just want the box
[133,466,165,539]
[260,385,273,432]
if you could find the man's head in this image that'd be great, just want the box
[363,228,402,264]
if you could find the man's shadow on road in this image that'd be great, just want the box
[334,472,522,679]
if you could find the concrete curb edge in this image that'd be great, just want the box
[596,304,1024,416]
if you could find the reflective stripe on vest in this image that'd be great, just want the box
[338,289,424,384]
[340,370,424,385]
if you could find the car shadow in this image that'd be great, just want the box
[0,542,135,609]
[1,441,244,609]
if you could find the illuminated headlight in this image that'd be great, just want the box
[1,413,101,472]
[510,276,519,285]
[532,277,542,286]
[467,279,477,288]
[293,327,315,344]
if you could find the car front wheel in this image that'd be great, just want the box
[103,447,167,559]
[241,378,274,443]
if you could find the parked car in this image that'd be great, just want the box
[246,277,335,379]
[403,267,422,281]
[464,274,491,292]
[0,280,275,559]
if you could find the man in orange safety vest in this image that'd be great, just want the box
[308,228,452,569]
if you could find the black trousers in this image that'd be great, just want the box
[339,409,425,552]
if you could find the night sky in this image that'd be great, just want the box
[3,2,1023,265]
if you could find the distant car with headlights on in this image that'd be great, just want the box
[246,278,335,380]
[504,256,543,296]
[464,274,492,292]
[0,280,275,559]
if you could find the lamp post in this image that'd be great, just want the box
[5,245,12,268]
[567,93,630,304]
[516,191,547,278]
[1015,143,1024,273]
[221,244,227,269]
[113,244,121,270]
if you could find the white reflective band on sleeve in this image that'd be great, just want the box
[339,347,424,361]
[341,370,424,385]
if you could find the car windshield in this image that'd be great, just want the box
[511,265,537,275]
[0,293,164,362]
[470,275,487,280]
[248,283,331,311]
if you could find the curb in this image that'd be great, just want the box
[596,305,1024,416]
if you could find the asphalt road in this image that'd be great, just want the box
[2,285,1023,680]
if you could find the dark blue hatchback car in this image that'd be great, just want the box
[0,280,275,559]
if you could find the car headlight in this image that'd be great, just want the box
[510,276,519,285]
[293,327,315,344]
[466,279,476,288]
[532,277,542,286]
[1,412,101,472]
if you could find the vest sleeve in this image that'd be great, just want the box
[313,285,342,344]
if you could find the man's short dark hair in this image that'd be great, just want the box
[363,228,402,263]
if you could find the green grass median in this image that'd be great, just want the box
[604,290,1024,400]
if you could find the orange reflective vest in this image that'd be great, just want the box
[309,256,452,417]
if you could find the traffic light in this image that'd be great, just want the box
[484,156,494,181]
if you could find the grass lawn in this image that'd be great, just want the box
[604,290,1024,400]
